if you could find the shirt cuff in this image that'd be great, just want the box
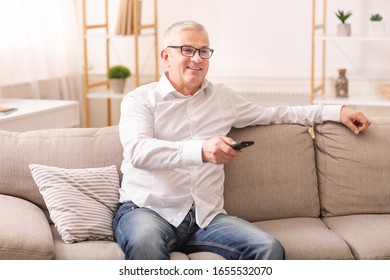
[322,105,343,122]
[182,140,204,166]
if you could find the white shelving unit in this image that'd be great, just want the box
[310,0,390,113]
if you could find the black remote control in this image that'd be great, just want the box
[230,141,255,150]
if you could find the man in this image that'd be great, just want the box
[113,21,371,260]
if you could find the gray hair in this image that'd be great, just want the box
[163,21,209,48]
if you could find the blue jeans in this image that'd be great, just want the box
[112,201,285,260]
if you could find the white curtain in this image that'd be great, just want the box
[0,0,83,122]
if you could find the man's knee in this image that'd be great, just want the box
[124,230,170,260]
[262,235,285,260]
[114,208,173,260]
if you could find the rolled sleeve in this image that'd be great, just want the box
[321,105,343,122]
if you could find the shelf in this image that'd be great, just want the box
[85,33,156,39]
[314,95,390,106]
[315,35,390,42]
[87,92,125,100]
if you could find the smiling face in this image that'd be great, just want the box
[161,28,210,96]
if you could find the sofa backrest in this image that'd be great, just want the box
[315,118,390,217]
[225,124,320,222]
[0,126,123,211]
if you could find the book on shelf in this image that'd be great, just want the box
[0,107,18,116]
[115,0,130,35]
[115,0,142,36]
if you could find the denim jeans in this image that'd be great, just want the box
[112,201,285,260]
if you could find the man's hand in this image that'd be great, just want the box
[340,106,371,135]
[202,136,242,164]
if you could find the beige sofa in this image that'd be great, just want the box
[1,118,390,260]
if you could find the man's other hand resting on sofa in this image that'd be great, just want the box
[340,106,371,135]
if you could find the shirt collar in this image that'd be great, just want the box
[156,72,211,100]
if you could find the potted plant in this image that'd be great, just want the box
[369,13,385,36]
[335,10,352,36]
[107,65,131,93]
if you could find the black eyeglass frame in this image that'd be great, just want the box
[167,45,214,59]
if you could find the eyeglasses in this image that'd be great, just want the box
[167,45,214,59]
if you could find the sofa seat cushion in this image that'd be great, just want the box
[51,225,124,260]
[188,252,225,260]
[0,195,54,260]
[323,214,390,260]
[225,125,320,221]
[51,225,194,260]
[315,120,390,217]
[257,217,354,260]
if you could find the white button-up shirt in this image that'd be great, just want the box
[118,73,342,228]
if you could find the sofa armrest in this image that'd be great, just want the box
[0,194,54,259]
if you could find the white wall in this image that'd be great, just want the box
[85,0,390,126]
[158,0,314,78]
[86,0,390,80]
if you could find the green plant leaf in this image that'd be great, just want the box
[370,14,383,21]
[335,10,352,24]
[107,65,131,79]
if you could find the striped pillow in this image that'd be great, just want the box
[29,164,120,244]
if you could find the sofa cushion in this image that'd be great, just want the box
[188,252,225,260]
[30,164,120,244]
[323,215,390,260]
[50,225,193,260]
[0,194,54,260]
[257,217,354,260]
[315,119,390,217]
[50,225,124,260]
[0,126,122,212]
[225,124,319,221]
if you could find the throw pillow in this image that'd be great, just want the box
[29,164,120,244]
